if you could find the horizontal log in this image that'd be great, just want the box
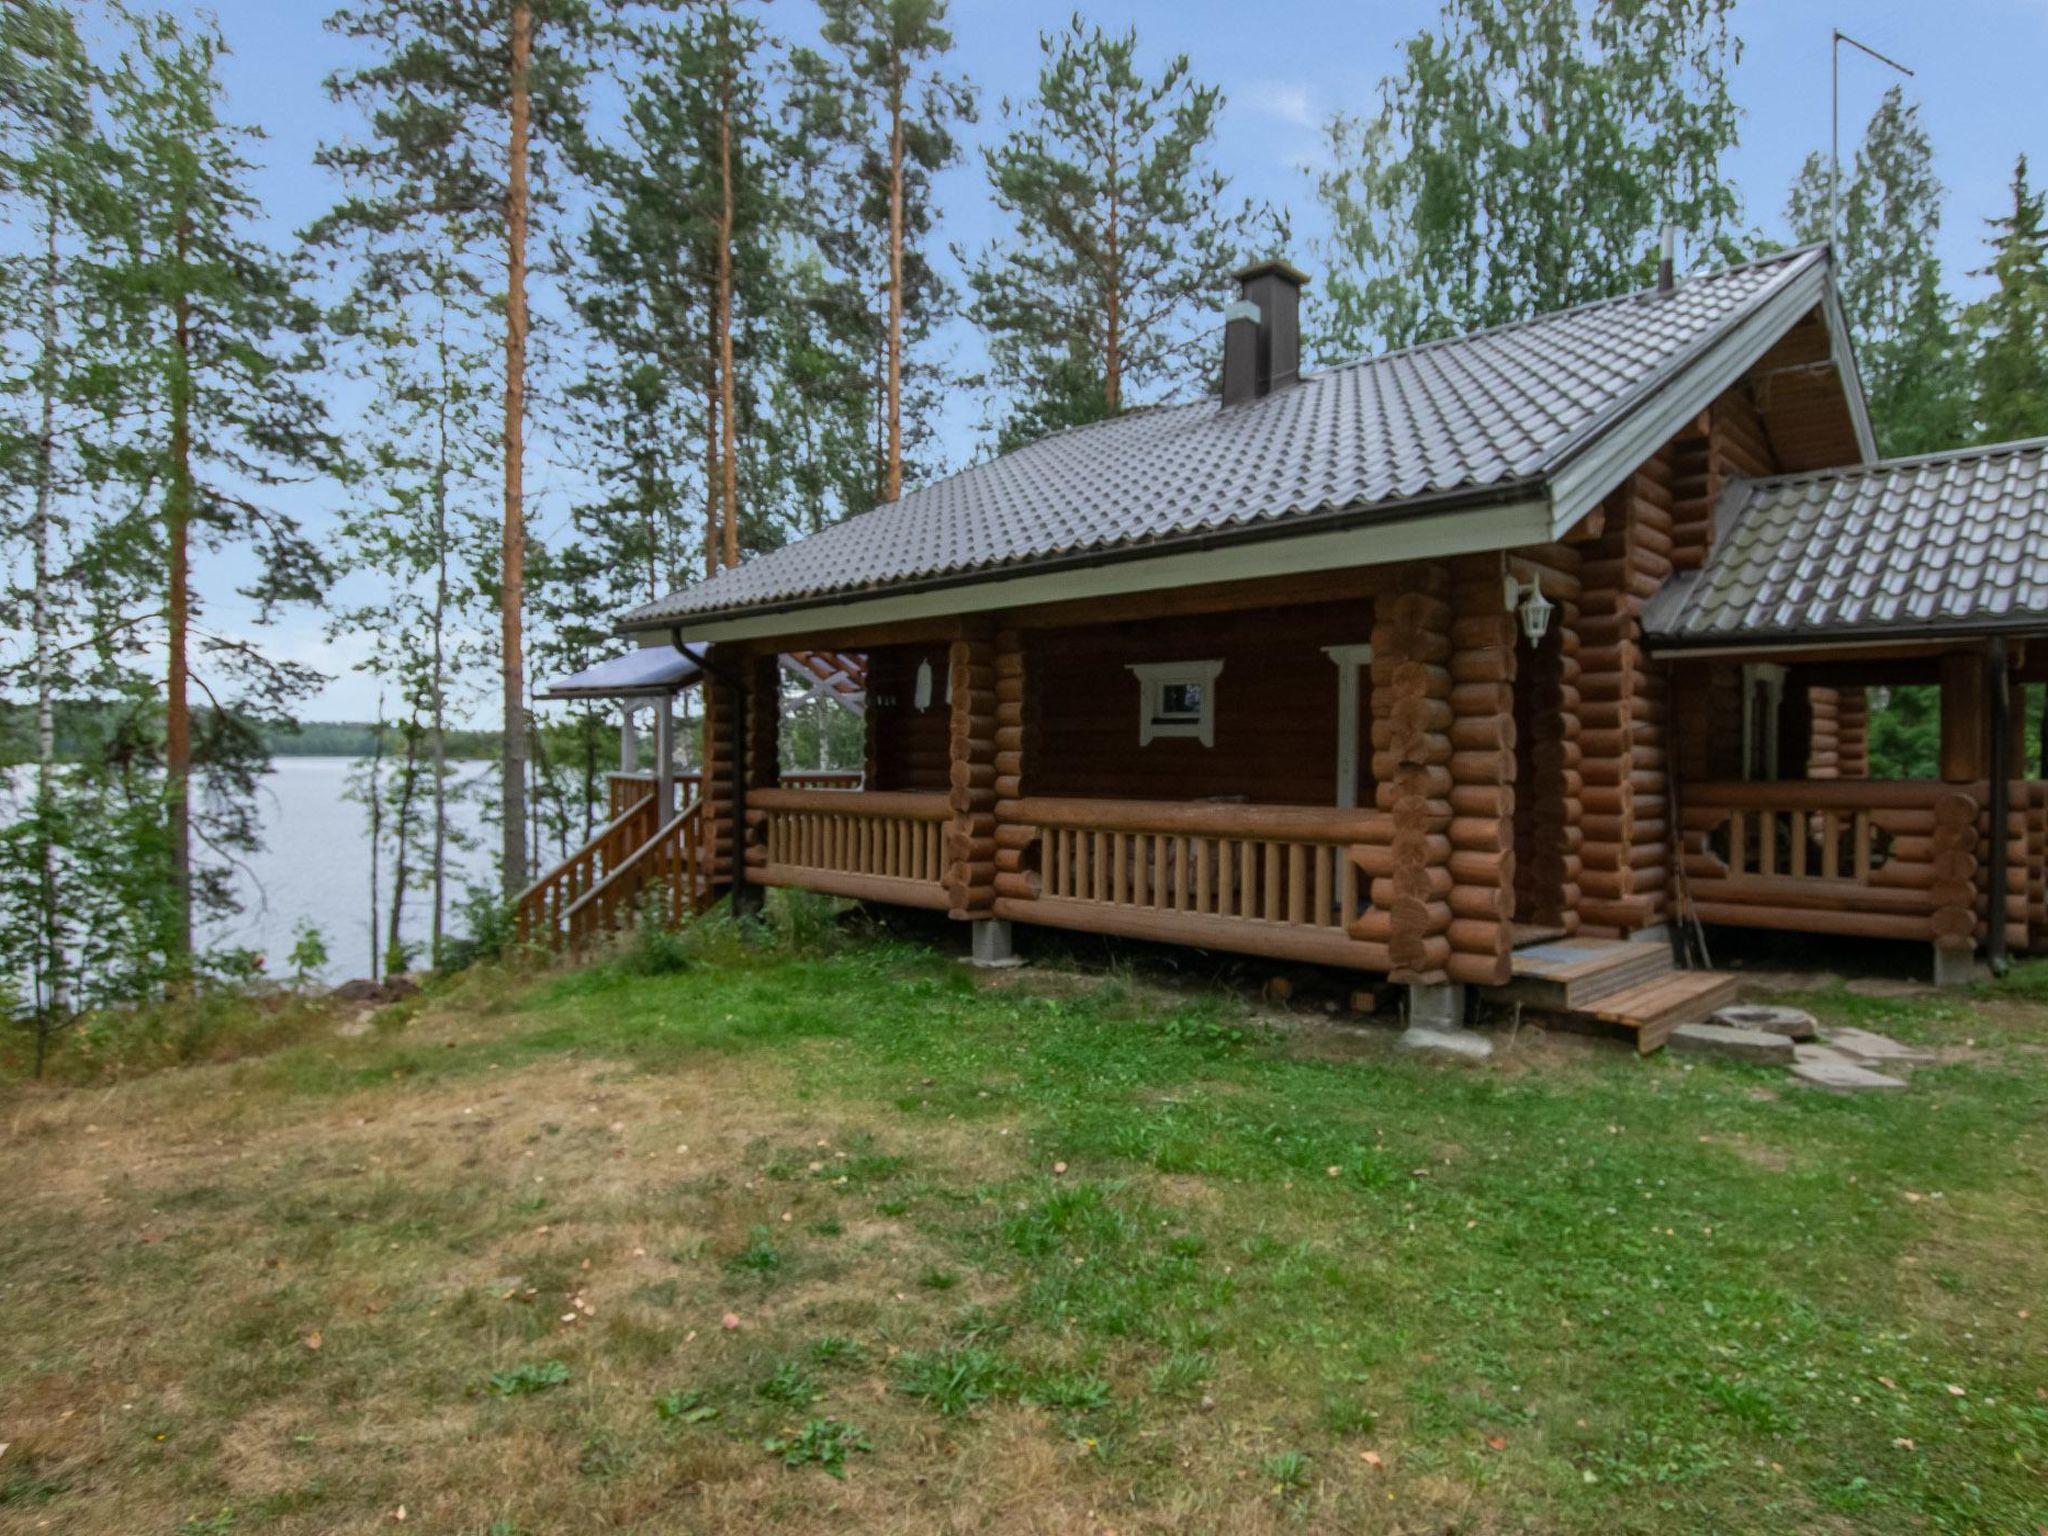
[996,894,1393,972]
[755,863,950,910]
[752,788,951,820]
[1001,795,1388,842]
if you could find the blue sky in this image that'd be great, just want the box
[102,0,2048,719]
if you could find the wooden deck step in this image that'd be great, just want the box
[1581,971,1745,1054]
[1497,938,1675,1012]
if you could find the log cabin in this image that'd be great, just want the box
[521,243,2048,1052]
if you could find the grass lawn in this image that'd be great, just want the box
[2,909,2044,1533]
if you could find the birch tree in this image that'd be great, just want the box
[1315,0,1744,355]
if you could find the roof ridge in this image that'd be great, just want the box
[1730,434,2048,494]
[1302,244,1827,385]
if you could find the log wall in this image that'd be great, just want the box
[1574,451,1674,937]
[1805,686,1842,779]
[866,645,952,793]
[1512,547,1584,934]
[1027,601,1369,804]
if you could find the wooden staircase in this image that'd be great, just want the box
[515,798,715,955]
[1490,938,1741,1052]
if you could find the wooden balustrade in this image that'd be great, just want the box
[745,787,949,909]
[1676,780,2031,950]
[992,796,1380,968]
[562,801,711,952]
[516,794,661,950]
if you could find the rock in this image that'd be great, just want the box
[1712,1005,1818,1041]
[331,977,383,1003]
[1396,1025,1493,1061]
[1790,1043,1908,1093]
[1819,1026,1934,1065]
[1669,1023,1796,1064]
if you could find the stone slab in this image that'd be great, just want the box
[1669,1023,1796,1064]
[1819,1026,1935,1065]
[1791,1043,1908,1093]
[1712,1005,1818,1041]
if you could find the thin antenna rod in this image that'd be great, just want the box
[1831,28,1916,246]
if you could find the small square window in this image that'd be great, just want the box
[1129,661,1223,747]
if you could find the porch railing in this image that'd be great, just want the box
[745,787,950,910]
[561,800,711,952]
[1677,779,2029,951]
[609,769,859,821]
[992,796,1379,967]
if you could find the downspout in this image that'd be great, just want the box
[1986,637,2011,977]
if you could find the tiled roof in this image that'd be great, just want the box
[621,247,1831,629]
[1643,439,2048,645]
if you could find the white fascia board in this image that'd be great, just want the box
[646,497,1553,646]
[1818,280,1880,464]
[1544,263,1831,539]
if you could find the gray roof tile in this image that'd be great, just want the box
[623,247,1827,629]
[1643,439,2048,644]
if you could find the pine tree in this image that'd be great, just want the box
[1315,0,1744,355]
[1967,156,2048,445]
[0,0,112,1026]
[793,0,973,503]
[93,10,332,974]
[962,19,1273,453]
[321,0,625,894]
[1787,88,1966,457]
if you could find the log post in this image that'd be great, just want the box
[1368,561,1455,992]
[945,627,1000,928]
[699,647,739,895]
[990,628,1042,908]
[1931,786,1980,985]
[1836,685,1870,779]
[1444,553,1515,987]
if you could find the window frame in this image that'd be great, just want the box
[1128,659,1224,748]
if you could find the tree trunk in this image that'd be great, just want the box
[703,303,720,578]
[366,720,384,982]
[884,81,905,502]
[715,30,740,571]
[166,221,195,970]
[1104,142,1122,414]
[387,728,418,976]
[430,263,452,964]
[499,1,533,895]
[32,191,66,1018]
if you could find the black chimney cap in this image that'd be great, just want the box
[1231,257,1311,289]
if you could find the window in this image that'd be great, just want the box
[1129,660,1223,747]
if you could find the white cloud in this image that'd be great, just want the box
[1247,78,1320,131]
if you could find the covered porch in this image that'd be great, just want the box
[1661,642,2047,984]
[702,553,1577,1001]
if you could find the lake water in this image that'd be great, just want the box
[205,756,498,983]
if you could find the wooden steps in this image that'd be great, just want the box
[1578,971,1744,1053]
[1488,937,1741,1052]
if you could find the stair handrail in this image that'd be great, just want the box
[514,794,661,948]
[563,798,707,951]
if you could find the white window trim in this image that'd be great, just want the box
[1324,644,1374,808]
[1129,660,1224,747]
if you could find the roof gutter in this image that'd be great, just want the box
[616,474,1552,638]
[1643,614,2048,656]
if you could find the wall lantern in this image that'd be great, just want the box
[1503,574,1554,646]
